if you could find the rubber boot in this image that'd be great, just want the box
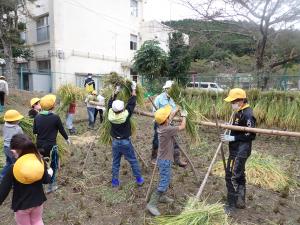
[224,192,237,214]
[46,182,58,194]
[236,185,246,209]
[146,191,161,216]
[159,194,174,204]
[151,148,158,165]
[174,147,187,168]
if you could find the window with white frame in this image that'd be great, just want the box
[37,60,51,73]
[130,34,138,50]
[36,15,49,42]
[130,0,138,17]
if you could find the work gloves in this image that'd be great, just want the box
[131,81,137,90]
[180,110,188,117]
[221,134,235,142]
[66,139,71,145]
[47,168,54,177]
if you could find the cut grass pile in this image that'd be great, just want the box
[154,198,231,225]
[213,151,299,192]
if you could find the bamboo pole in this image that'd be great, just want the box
[145,158,158,202]
[134,109,300,138]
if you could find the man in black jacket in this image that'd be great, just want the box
[221,88,256,213]
[107,82,144,188]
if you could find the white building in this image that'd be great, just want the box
[21,1,188,92]
[140,20,189,53]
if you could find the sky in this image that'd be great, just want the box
[143,0,300,30]
[144,0,196,22]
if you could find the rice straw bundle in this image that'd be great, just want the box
[169,83,201,144]
[99,72,144,145]
[56,84,85,113]
[154,198,231,225]
[213,151,298,192]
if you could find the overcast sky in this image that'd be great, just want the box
[144,0,196,22]
[143,0,300,29]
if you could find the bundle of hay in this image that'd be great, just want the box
[213,151,298,192]
[99,72,144,145]
[168,83,201,144]
[0,116,69,163]
[56,84,85,113]
[154,198,231,225]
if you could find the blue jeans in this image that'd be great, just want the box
[112,138,142,179]
[87,107,95,126]
[0,146,16,180]
[157,159,172,193]
[66,113,74,129]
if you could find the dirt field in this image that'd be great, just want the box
[0,90,299,225]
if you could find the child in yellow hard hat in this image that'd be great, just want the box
[33,94,70,193]
[0,110,24,181]
[28,97,41,118]
[0,134,52,225]
[146,105,187,216]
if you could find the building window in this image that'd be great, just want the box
[130,68,138,82]
[36,15,49,42]
[130,0,138,17]
[130,34,138,50]
[37,60,51,73]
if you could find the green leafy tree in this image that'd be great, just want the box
[167,32,191,85]
[0,0,34,87]
[132,40,168,93]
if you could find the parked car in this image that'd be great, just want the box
[187,82,224,92]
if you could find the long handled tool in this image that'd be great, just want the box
[194,113,234,200]
[145,158,158,202]
[212,105,227,172]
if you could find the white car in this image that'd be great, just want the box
[187,82,224,93]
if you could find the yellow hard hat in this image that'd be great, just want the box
[13,154,44,184]
[4,110,24,122]
[40,94,56,110]
[155,105,172,125]
[224,88,246,102]
[92,90,97,95]
[30,98,40,107]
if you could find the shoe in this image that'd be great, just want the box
[224,192,237,214]
[46,184,58,194]
[69,128,76,135]
[136,177,144,186]
[112,178,120,188]
[159,194,174,203]
[175,160,188,168]
[236,185,246,209]
[146,191,161,216]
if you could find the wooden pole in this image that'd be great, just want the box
[134,109,300,138]
[145,159,158,202]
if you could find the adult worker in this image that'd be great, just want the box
[0,76,9,112]
[84,73,95,94]
[221,88,256,213]
[151,80,187,167]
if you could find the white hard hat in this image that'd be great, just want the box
[112,100,124,112]
[163,80,173,89]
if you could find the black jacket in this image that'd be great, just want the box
[33,113,68,157]
[0,160,51,212]
[229,106,256,158]
[84,78,95,89]
[108,94,136,139]
[28,109,38,118]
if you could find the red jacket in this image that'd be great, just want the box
[68,102,76,114]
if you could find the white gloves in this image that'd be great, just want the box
[131,81,137,90]
[66,139,71,145]
[47,168,53,177]
[114,85,121,94]
[221,134,235,142]
[180,110,188,117]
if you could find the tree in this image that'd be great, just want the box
[167,32,191,84]
[182,0,300,88]
[132,40,168,93]
[0,0,34,87]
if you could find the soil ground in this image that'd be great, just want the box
[0,90,299,225]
